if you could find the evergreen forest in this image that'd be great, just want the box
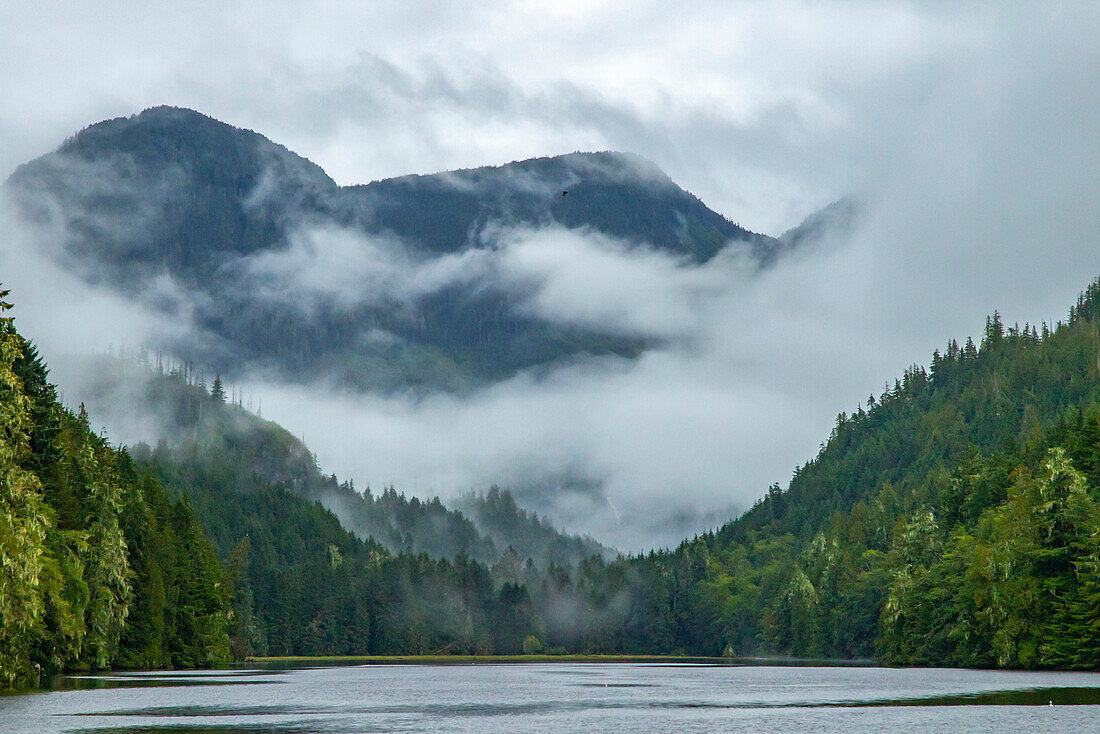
[10,278,1100,688]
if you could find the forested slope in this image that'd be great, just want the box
[72,353,608,567]
[625,278,1100,665]
[0,289,596,685]
[7,107,785,391]
[0,288,230,688]
[10,276,1100,684]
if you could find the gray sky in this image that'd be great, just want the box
[3,2,1100,549]
[3,0,1004,233]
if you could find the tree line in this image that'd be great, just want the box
[10,278,1100,688]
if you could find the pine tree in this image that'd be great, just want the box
[210,375,226,405]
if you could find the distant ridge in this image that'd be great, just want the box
[71,351,611,568]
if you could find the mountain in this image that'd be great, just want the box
[25,104,1100,672]
[67,352,610,568]
[780,197,858,249]
[7,106,785,391]
[0,301,565,678]
[342,151,775,263]
[10,106,334,281]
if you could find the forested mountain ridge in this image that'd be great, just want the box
[9,106,334,283]
[100,276,1100,669]
[70,353,609,568]
[0,289,614,686]
[10,108,1100,675]
[640,279,1100,665]
[343,151,775,264]
[7,107,787,391]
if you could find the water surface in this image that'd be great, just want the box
[4,662,1100,733]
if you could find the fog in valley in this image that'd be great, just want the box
[2,3,1099,550]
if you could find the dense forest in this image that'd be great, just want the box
[9,277,1100,689]
[73,352,608,568]
[0,288,229,688]
[610,280,1100,665]
[0,289,619,686]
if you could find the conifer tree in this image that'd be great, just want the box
[0,286,50,687]
[210,375,226,405]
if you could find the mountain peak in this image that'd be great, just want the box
[6,107,789,391]
[52,105,334,187]
[9,106,336,277]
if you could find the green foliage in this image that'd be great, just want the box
[0,293,231,689]
[0,288,49,688]
[83,354,605,568]
[622,277,1100,668]
[79,437,132,669]
[522,634,543,654]
[457,487,608,568]
[877,447,1100,668]
[14,271,1100,676]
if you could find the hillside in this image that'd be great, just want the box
[13,107,1100,672]
[69,353,609,567]
[7,107,786,391]
[343,151,774,263]
[10,274,1100,682]
[0,288,612,685]
[0,289,231,687]
[611,279,1100,664]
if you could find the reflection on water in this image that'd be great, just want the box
[857,686,1100,707]
[4,663,1100,734]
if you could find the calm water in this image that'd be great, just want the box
[4,662,1100,733]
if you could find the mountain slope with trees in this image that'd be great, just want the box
[0,288,606,687]
[132,275,1100,667]
[611,279,1100,665]
[9,277,1100,686]
[72,353,609,568]
[7,107,788,392]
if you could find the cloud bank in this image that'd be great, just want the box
[2,2,1100,550]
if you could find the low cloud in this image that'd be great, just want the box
[228,225,476,312]
[2,2,1099,551]
[231,220,860,551]
[4,174,838,550]
[244,351,812,552]
[496,227,751,340]
[0,196,188,363]
[232,221,752,342]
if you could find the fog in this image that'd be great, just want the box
[2,3,1099,550]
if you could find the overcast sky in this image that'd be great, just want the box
[3,2,1100,548]
[4,0,1044,234]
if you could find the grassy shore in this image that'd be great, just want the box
[245,654,725,666]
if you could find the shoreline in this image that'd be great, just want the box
[242,654,877,667]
